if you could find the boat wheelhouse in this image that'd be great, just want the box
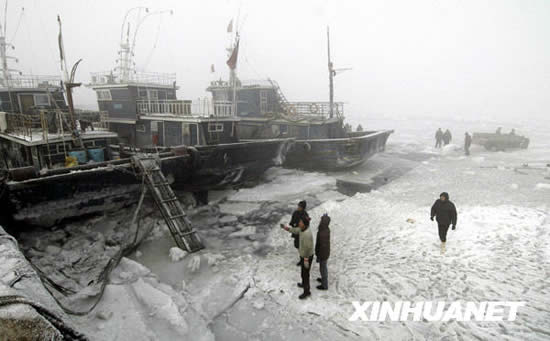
[206,26,393,171]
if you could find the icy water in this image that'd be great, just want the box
[18,116,550,340]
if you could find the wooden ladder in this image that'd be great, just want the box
[132,155,204,253]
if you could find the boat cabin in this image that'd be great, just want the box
[0,76,67,114]
[206,79,347,140]
[90,71,240,148]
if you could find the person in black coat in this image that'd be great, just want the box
[464,132,472,156]
[290,201,310,266]
[435,128,443,148]
[443,129,452,145]
[430,192,457,253]
[315,214,331,290]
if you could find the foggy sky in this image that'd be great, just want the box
[6,0,550,125]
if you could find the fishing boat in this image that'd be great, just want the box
[0,15,199,227]
[88,9,292,192]
[207,26,392,171]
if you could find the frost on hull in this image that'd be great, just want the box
[1,155,194,228]
[284,130,393,171]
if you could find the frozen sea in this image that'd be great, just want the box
[19,115,550,340]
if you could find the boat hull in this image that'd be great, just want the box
[170,139,293,190]
[0,155,193,228]
[283,130,393,171]
[472,133,529,151]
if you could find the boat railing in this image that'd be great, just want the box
[3,109,110,141]
[137,100,192,116]
[284,101,344,119]
[211,100,233,117]
[138,98,235,118]
[90,71,177,87]
[0,75,62,89]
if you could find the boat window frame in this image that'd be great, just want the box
[208,122,224,133]
[136,124,146,133]
[33,94,50,107]
[96,90,112,101]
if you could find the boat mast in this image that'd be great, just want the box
[57,15,80,132]
[116,8,172,84]
[0,1,18,88]
[327,26,334,119]
[231,35,238,117]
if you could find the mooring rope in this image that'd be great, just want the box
[25,177,154,317]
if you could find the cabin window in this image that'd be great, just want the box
[208,122,224,133]
[96,90,112,101]
[136,124,146,133]
[33,94,50,106]
[260,90,268,113]
[113,103,123,110]
[279,124,288,134]
[148,90,158,100]
[138,89,148,99]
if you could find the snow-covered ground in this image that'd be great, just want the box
[17,116,550,340]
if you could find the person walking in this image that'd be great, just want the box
[443,129,452,145]
[435,128,443,148]
[315,214,331,290]
[289,201,309,266]
[464,132,472,156]
[430,192,457,254]
[282,214,314,299]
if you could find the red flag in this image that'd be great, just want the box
[226,39,239,70]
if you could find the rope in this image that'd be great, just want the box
[0,295,88,341]
[26,179,154,316]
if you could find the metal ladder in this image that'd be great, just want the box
[268,78,292,114]
[132,155,204,252]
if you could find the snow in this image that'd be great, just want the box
[168,247,188,262]
[13,115,550,340]
[535,183,550,190]
[131,278,189,335]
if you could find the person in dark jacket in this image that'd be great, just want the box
[290,201,309,266]
[315,214,331,290]
[443,129,452,145]
[435,128,443,148]
[430,192,457,254]
[464,132,472,156]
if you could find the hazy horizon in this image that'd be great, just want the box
[5,0,550,125]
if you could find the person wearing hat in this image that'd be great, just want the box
[430,192,457,254]
[315,214,331,290]
[281,214,314,299]
[289,200,310,266]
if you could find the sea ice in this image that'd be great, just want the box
[169,247,188,262]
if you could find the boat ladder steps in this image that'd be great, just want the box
[132,155,204,253]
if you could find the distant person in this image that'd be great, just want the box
[344,123,352,133]
[315,214,331,290]
[443,129,452,145]
[464,132,472,156]
[430,192,457,254]
[496,127,502,135]
[356,124,363,132]
[281,214,314,299]
[509,128,516,136]
[435,128,443,148]
[289,201,310,266]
